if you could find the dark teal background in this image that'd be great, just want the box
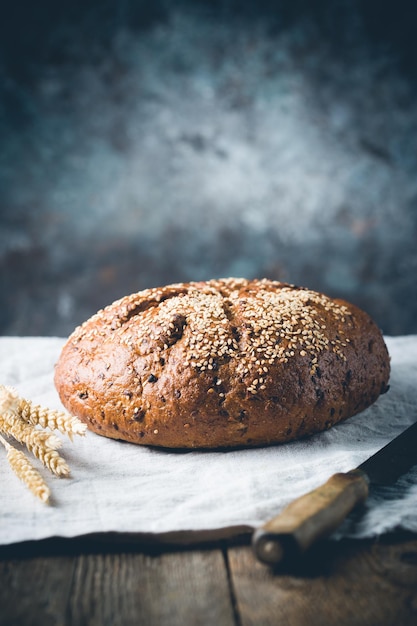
[1,1,416,336]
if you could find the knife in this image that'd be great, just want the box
[252,419,417,566]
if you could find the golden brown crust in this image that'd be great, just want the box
[54,278,390,448]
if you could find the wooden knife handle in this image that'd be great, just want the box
[252,469,370,566]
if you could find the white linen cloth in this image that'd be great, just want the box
[0,335,416,546]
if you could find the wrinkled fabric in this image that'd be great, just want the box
[0,335,416,545]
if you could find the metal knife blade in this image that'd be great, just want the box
[359,419,417,485]
[253,419,417,566]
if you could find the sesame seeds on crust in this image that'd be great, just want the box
[71,278,352,395]
[55,277,390,448]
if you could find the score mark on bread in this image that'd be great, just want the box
[54,278,390,448]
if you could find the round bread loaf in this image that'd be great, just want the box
[54,278,390,448]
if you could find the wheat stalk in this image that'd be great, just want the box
[19,398,87,439]
[0,434,51,504]
[0,383,86,502]
[0,385,20,413]
[0,411,62,450]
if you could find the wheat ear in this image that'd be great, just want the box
[0,413,70,475]
[19,398,87,439]
[0,385,20,414]
[0,412,61,450]
[0,434,50,503]
[1,383,86,502]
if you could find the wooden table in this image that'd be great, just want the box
[1,531,417,625]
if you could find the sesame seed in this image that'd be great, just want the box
[72,278,352,396]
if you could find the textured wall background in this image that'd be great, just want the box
[1,0,416,336]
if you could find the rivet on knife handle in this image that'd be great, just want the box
[252,469,370,566]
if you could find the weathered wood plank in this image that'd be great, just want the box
[3,535,417,626]
[68,549,236,626]
[0,549,236,626]
[228,537,417,626]
[0,556,76,626]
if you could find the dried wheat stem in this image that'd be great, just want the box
[0,412,62,451]
[0,434,50,504]
[33,446,71,477]
[1,383,85,503]
[0,415,67,475]
[19,398,87,439]
[0,384,20,414]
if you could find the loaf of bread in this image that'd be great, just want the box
[54,278,390,448]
